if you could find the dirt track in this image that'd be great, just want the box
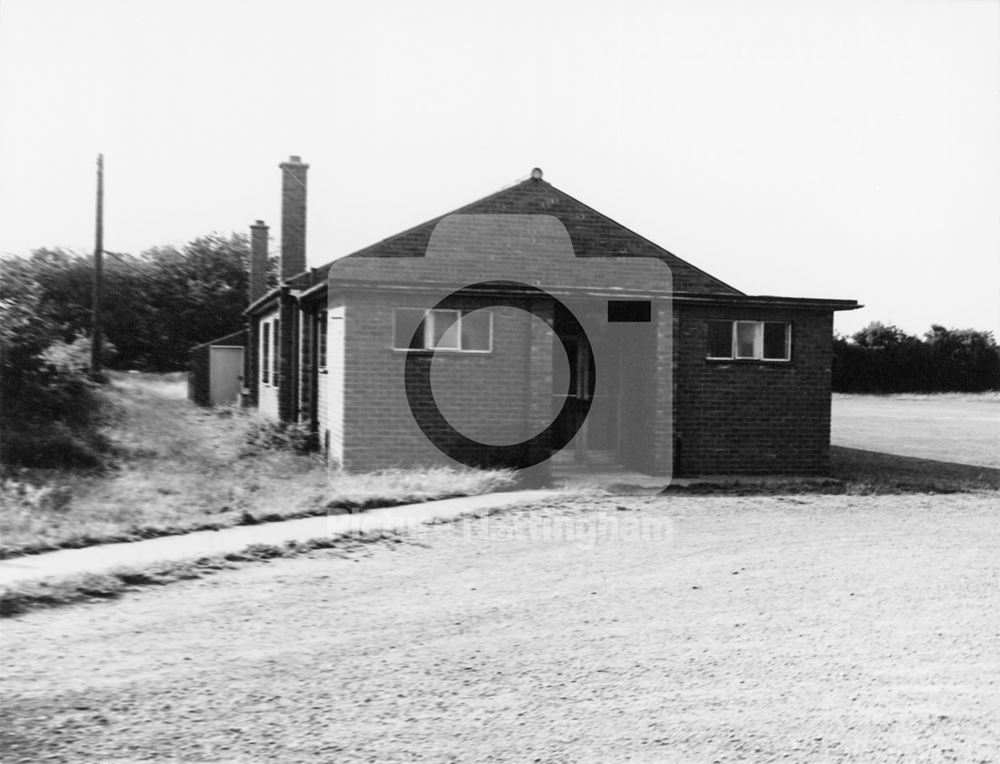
[3,493,999,762]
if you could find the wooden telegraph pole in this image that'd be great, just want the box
[91,153,104,375]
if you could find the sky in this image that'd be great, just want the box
[1,0,998,338]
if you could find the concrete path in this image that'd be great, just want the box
[0,490,561,587]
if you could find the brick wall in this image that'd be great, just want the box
[673,305,834,475]
[277,288,297,422]
[314,293,832,475]
[299,304,313,425]
[337,292,556,472]
[246,320,259,406]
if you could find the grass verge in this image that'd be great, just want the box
[0,501,534,618]
[0,372,515,558]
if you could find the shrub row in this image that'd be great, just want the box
[833,323,1000,393]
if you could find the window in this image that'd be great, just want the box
[271,319,280,384]
[260,318,281,386]
[706,320,732,359]
[430,309,460,350]
[762,322,789,360]
[317,311,328,371]
[393,308,492,352]
[459,310,491,351]
[706,320,791,361]
[261,323,270,384]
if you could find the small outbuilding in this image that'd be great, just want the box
[188,330,247,407]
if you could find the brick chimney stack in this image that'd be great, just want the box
[279,155,309,280]
[249,219,269,303]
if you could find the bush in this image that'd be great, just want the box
[1,236,275,372]
[833,322,1000,393]
[0,268,109,468]
[242,419,318,455]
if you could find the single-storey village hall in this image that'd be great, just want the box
[214,157,858,477]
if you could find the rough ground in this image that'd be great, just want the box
[3,492,998,763]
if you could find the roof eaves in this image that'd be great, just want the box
[245,289,280,316]
[674,293,862,311]
[190,328,247,351]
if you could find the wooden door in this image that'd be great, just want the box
[209,346,244,406]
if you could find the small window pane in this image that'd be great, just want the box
[394,308,426,349]
[262,323,270,383]
[318,312,328,368]
[272,319,280,381]
[431,310,460,349]
[763,322,789,360]
[707,321,733,358]
[461,310,491,351]
[735,322,758,358]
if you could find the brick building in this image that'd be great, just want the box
[245,157,858,477]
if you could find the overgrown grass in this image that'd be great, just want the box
[0,372,515,558]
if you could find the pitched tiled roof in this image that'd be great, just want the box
[266,175,745,308]
[335,177,742,294]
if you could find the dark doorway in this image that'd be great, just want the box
[551,302,655,469]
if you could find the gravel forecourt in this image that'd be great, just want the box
[2,492,999,763]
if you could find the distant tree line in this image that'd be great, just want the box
[833,322,1000,393]
[1,233,272,467]
[1,233,273,372]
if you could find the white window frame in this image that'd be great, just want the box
[259,317,281,387]
[392,308,493,353]
[707,320,791,362]
[734,321,762,360]
[260,321,271,385]
[271,318,281,385]
[317,310,328,372]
